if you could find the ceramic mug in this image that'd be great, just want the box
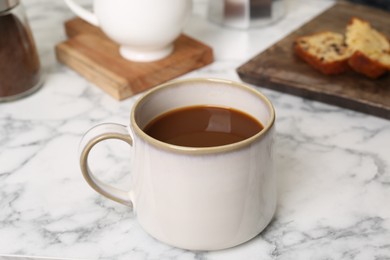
[64,0,192,62]
[79,78,276,250]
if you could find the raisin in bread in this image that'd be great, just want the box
[294,31,352,75]
[346,17,390,78]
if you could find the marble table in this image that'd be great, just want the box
[1,0,390,259]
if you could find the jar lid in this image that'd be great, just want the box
[0,0,19,13]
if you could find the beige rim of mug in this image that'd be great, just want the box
[131,78,276,155]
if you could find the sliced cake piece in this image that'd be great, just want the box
[346,17,390,78]
[294,31,352,75]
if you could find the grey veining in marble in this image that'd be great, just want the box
[1,0,390,259]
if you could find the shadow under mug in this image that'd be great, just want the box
[79,78,276,251]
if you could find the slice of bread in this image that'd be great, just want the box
[294,31,352,75]
[346,17,390,78]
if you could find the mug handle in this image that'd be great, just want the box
[64,0,99,26]
[79,123,133,207]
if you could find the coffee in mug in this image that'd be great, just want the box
[79,78,276,250]
[143,105,264,147]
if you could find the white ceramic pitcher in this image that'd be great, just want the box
[64,0,192,62]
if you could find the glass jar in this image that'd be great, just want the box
[0,0,43,102]
[208,0,286,29]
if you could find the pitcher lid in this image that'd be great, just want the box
[0,0,19,13]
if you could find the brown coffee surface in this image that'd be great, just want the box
[143,106,263,147]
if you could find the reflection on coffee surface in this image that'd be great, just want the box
[143,105,263,147]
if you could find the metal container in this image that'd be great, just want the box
[0,0,43,101]
[208,0,286,29]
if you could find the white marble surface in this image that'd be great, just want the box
[1,0,390,259]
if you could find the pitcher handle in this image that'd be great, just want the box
[79,123,133,207]
[64,0,99,26]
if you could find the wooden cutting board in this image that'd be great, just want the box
[55,18,213,100]
[237,2,390,120]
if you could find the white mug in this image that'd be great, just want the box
[64,0,192,62]
[79,78,277,250]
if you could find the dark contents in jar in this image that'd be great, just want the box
[0,12,41,99]
[348,0,390,10]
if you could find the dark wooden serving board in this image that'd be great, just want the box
[237,2,390,119]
